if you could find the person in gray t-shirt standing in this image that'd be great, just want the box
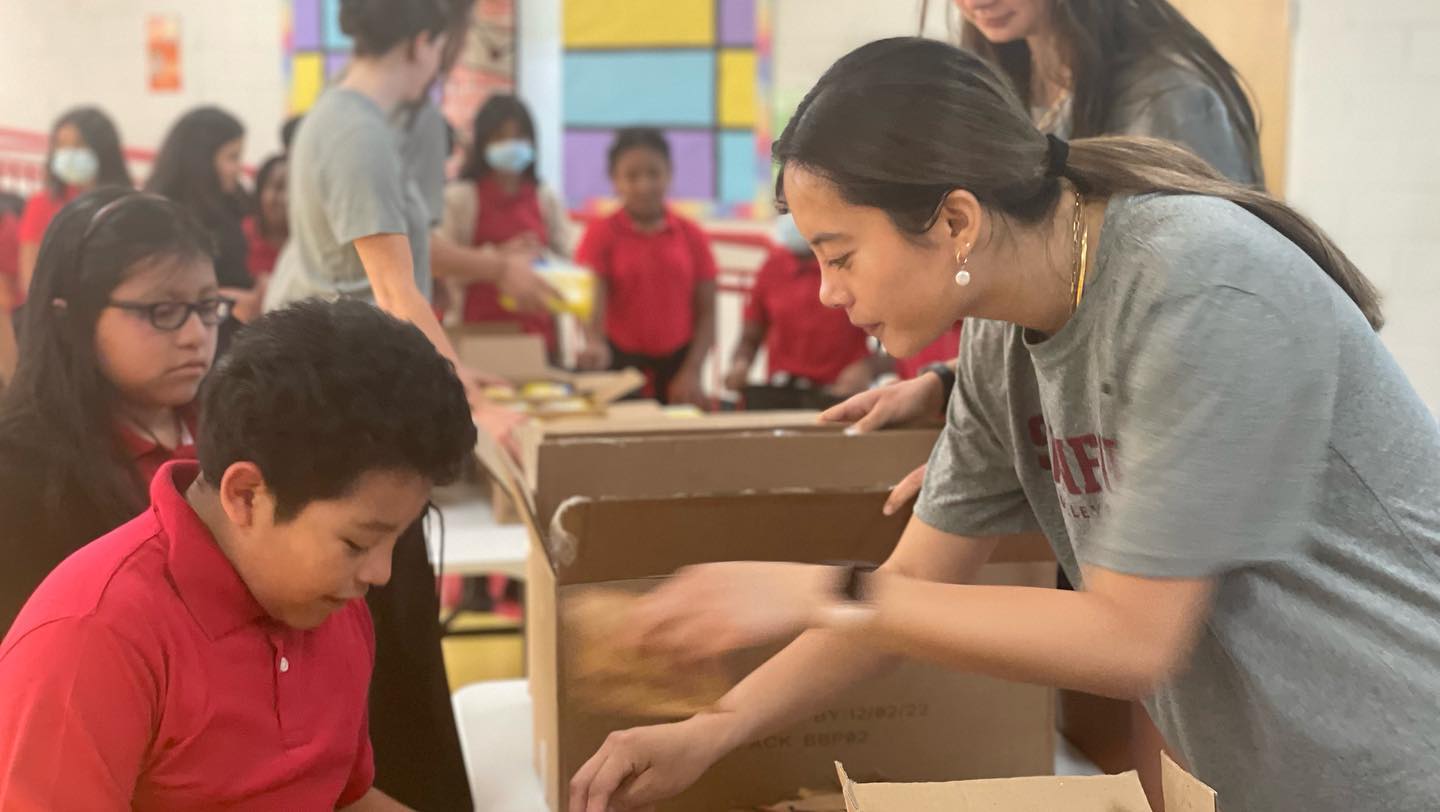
[567,39,1439,812]
[263,0,522,452]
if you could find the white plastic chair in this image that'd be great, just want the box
[452,679,548,812]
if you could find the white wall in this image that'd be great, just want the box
[0,0,285,168]
[1286,0,1440,412]
[518,0,564,186]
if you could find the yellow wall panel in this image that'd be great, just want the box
[288,53,324,114]
[719,49,757,128]
[564,0,714,48]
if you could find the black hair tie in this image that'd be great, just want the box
[1044,134,1070,178]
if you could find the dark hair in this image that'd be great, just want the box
[144,106,246,228]
[251,154,287,225]
[0,189,216,526]
[197,298,476,521]
[607,127,671,174]
[340,0,459,58]
[773,38,1382,329]
[460,94,539,183]
[280,115,304,153]
[44,106,133,199]
[958,0,1260,170]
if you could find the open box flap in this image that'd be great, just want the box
[836,762,1151,811]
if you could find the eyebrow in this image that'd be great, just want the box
[808,232,849,248]
[355,519,401,534]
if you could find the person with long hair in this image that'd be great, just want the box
[0,189,225,633]
[145,107,256,328]
[953,0,1261,184]
[435,94,570,338]
[241,153,289,279]
[0,299,475,811]
[263,1,502,807]
[17,107,133,296]
[569,39,1438,812]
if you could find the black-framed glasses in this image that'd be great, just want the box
[106,297,235,331]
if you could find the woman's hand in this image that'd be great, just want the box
[468,392,526,459]
[568,712,740,812]
[819,372,946,434]
[626,562,838,667]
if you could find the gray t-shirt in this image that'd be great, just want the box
[264,88,433,310]
[916,194,1440,811]
[1043,54,1262,187]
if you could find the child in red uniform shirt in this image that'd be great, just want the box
[0,298,476,810]
[18,107,133,296]
[0,190,228,634]
[725,213,881,401]
[576,128,718,406]
[241,153,289,279]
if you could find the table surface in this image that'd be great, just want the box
[453,679,1103,812]
[428,482,530,580]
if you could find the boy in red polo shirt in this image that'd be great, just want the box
[0,299,476,811]
[724,213,882,403]
[576,127,718,406]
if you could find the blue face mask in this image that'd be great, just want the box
[485,139,535,174]
[51,147,99,187]
[772,213,811,255]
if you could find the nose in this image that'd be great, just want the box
[175,308,212,348]
[357,546,394,589]
[817,266,852,310]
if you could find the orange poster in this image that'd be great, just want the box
[147,14,182,93]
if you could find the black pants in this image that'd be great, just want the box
[611,342,690,404]
[365,516,471,811]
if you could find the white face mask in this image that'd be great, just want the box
[772,213,811,255]
[51,147,100,187]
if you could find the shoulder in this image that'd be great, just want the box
[7,517,169,646]
[1103,194,1316,299]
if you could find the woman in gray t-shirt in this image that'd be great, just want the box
[568,39,1439,812]
[952,0,1262,186]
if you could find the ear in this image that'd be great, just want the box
[936,188,984,256]
[218,462,271,531]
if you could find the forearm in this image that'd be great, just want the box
[357,235,464,369]
[684,282,717,369]
[713,522,1001,748]
[860,569,1209,700]
[339,787,413,812]
[729,325,765,370]
[430,232,506,285]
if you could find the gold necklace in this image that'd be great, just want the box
[1068,187,1089,313]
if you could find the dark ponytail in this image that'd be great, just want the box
[773,38,1382,330]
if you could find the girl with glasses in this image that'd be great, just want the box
[0,189,221,634]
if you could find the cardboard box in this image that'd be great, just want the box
[834,752,1216,811]
[451,331,644,418]
[517,412,942,531]
[530,493,1057,812]
[473,421,1059,812]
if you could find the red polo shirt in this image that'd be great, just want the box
[577,207,718,357]
[744,247,870,385]
[0,461,375,810]
[18,188,76,246]
[118,412,198,488]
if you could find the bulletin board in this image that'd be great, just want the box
[562,0,773,219]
